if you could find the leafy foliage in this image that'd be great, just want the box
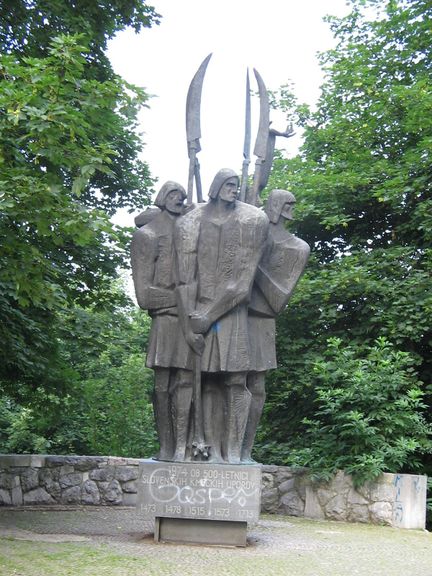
[0,2,159,458]
[0,0,160,73]
[0,294,157,458]
[255,0,432,483]
[0,9,155,395]
[257,338,431,486]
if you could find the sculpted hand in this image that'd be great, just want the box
[189,312,211,334]
[186,331,205,356]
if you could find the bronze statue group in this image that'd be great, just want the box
[131,56,309,466]
[131,173,309,464]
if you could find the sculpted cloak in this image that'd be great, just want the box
[174,194,269,373]
[248,200,310,372]
[131,204,192,370]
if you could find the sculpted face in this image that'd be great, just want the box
[281,200,295,221]
[164,189,186,214]
[218,177,239,203]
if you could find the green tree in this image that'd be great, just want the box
[0,2,158,212]
[0,1,159,72]
[256,338,431,486]
[256,0,432,479]
[0,35,152,392]
[0,289,157,458]
[0,2,158,458]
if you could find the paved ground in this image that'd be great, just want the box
[0,506,431,576]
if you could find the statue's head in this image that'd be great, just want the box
[265,189,296,223]
[154,181,186,214]
[208,169,239,203]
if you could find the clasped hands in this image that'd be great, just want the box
[185,310,212,356]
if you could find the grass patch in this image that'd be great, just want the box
[0,516,431,576]
[0,540,171,576]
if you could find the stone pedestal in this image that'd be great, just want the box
[137,459,262,546]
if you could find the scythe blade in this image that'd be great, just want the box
[186,53,212,204]
[249,68,270,206]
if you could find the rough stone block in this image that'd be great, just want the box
[347,488,369,506]
[45,456,78,468]
[11,485,23,506]
[39,468,59,484]
[316,487,334,506]
[261,488,279,513]
[114,466,139,482]
[81,480,100,505]
[20,468,39,492]
[295,478,307,501]
[121,480,137,493]
[125,458,141,466]
[369,501,393,525]
[278,478,296,494]
[61,486,81,504]
[261,472,274,490]
[40,469,52,483]
[0,489,12,505]
[100,480,122,504]
[304,485,325,520]
[0,473,14,489]
[328,470,353,495]
[89,466,115,482]
[367,474,396,502]
[23,487,54,505]
[74,457,107,471]
[107,457,131,466]
[275,467,294,485]
[347,504,369,523]
[280,491,304,516]
[59,472,82,489]
[324,494,348,521]
[261,464,278,474]
[43,479,61,501]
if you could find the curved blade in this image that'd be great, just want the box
[239,69,251,202]
[186,53,212,155]
[253,68,269,159]
[243,69,251,160]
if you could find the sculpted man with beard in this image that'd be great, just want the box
[242,189,310,462]
[174,168,269,463]
[131,181,194,462]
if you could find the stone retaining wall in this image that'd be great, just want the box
[260,465,427,530]
[0,455,426,529]
[0,455,139,507]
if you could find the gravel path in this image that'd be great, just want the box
[0,507,431,576]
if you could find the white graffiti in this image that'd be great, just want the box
[146,467,259,508]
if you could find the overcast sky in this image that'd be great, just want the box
[107,0,350,216]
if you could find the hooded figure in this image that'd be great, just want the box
[207,168,238,199]
[131,181,193,462]
[154,180,186,208]
[174,168,269,463]
[242,189,310,462]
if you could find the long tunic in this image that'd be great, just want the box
[175,201,269,373]
[131,210,192,369]
[248,230,310,372]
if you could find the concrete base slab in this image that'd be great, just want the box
[137,460,261,546]
[155,517,247,547]
[137,459,262,524]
